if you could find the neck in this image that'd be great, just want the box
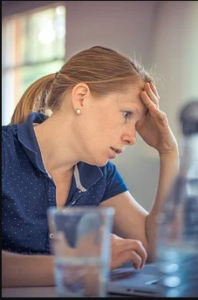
[33,113,79,176]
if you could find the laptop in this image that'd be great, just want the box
[107,263,159,297]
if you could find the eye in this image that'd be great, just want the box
[123,111,132,121]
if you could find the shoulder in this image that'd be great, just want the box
[100,161,128,201]
[2,124,18,139]
[94,161,126,186]
[2,124,18,177]
[2,124,19,153]
[2,124,18,150]
[2,124,18,151]
[77,161,122,188]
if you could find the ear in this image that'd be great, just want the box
[71,83,90,112]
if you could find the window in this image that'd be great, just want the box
[2,5,66,125]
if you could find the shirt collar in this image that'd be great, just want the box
[17,112,103,189]
[18,112,47,174]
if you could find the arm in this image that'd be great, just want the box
[2,250,55,287]
[101,153,179,262]
[2,244,147,287]
[140,82,179,259]
[101,82,179,261]
[146,151,179,260]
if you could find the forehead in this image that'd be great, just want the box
[117,82,146,111]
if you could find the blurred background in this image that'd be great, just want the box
[2,1,198,210]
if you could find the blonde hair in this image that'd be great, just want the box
[10,46,153,124]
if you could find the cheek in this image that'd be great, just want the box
[81,111,121,143]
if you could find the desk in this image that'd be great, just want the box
[2,287,56,298]
[2,264,151,298]
[2,287,130,298]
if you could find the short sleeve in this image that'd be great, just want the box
[101,161,128,201]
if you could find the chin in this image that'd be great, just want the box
[96,161,108,167]
[87,157,109,167]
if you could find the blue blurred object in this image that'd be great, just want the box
[156,100,198,297]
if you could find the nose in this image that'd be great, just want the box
[121,131,136,146]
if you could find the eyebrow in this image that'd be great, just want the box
[134,106,148,122]
[133,107,147,116]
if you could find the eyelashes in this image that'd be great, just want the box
[123,111,133,121]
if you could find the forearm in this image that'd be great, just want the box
[2,250,55,287]
[146,150,179,260]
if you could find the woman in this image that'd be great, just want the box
[2,46,179,287]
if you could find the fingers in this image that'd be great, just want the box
[111,249,144,270]
[110,235,147,270]
[130,240,147,267]
[143,82,159,107]
[140,91,159,118]
[150,81,160,99]
[117,239,147,266]
[141,84,167,122]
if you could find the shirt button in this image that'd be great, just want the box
[49,233,54,239]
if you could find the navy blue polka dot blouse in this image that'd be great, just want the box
[2,113,128,254]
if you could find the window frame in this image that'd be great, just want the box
[2,1,66,125]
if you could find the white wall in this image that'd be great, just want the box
[152,1,198,143]
[66,1,159,65]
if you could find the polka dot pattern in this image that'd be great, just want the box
[2,113,128,254]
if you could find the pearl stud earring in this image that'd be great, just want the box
[76,109,81,114]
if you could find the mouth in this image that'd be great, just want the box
[110,147,123,154]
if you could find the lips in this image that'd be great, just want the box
[110,147,122,154]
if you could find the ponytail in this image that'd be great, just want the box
[10,74,55,125]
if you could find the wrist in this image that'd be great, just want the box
[159,149,180,171]
[158,143,179,159]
